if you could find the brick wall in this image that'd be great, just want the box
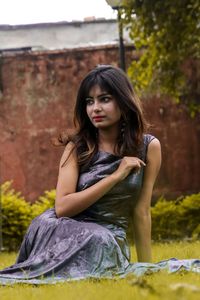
[0,46,199,202]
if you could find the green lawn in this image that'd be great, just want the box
[0,241,200,300]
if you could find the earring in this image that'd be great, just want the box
[120,121,126,139]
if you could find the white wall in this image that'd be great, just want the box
[0,20,131,51]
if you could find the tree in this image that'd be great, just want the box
[123,0,200,115]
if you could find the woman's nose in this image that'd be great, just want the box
[93,101,102,112]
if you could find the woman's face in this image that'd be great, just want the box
[86,85,121,130]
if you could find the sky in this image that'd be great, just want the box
[0,0,117,25]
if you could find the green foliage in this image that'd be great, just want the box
[123,0,200,115]
[178,193,200,238]
[151,193,200,240]
[1,182,33,250]
[31,190,55,219]
[1,182,55,251]
[151,197,181,239]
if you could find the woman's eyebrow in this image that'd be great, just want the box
[98,93,111,97]
[86,93,111,99]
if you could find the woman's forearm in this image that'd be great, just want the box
[133,212,152,262]
[55,173,120,218]
[56,155,147,218]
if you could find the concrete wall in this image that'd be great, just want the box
[0,45,199,202]
[0,20,131,51]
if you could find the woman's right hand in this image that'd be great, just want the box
[113,156,146,181]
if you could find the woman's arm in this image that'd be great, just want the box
[133,138,161,262]
[55,143,119,217]
[55,143,145,218]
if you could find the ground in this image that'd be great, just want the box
[0,241,199,300]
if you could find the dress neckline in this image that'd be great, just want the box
[98,150,121,158]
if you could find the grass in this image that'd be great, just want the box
[0,241,200,300]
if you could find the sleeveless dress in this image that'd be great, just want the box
[0,134,199,284]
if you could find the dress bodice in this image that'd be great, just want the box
[75,134,155,231]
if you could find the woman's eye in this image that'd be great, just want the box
[101,96,111,103]
[85,99,94,105]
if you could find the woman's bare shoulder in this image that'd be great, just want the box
[147,137,161,164]
[148,137,161,149]
[59,142,77,168]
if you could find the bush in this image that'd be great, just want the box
[151,193,200,240]
[151,197,182,240]
[1,182,55,251]
[1,182,33,250]
[179,193,200,238]
[31,190,55,218]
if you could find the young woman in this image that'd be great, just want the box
[0,65,199,284]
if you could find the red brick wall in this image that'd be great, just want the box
[0,46,199,202]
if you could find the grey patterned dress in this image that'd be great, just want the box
[0,134,199,284]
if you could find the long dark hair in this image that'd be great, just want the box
[58,65,148,168]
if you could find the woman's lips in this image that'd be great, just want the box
[93,116,105,122]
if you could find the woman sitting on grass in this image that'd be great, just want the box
[0,65,199,284]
